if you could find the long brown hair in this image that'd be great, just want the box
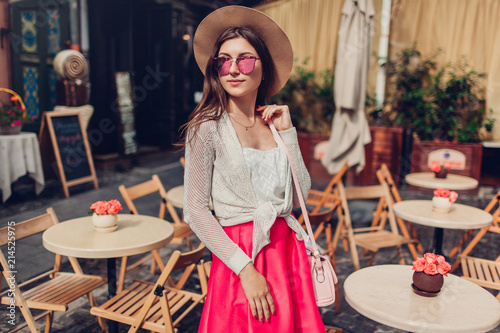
[180,27,276,145]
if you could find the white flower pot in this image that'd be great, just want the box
[432,196,452,213]
[92,213,118,232]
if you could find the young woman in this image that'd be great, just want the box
[182,6,326,333]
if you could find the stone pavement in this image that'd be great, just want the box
[1,149,499,333]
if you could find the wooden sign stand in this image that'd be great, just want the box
[39,111,99,197]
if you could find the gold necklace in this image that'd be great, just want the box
[229,113,256,131]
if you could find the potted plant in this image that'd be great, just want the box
[385,47,489,181]
[412,252,451,296]
[385,45,437,140]
[0,88,29,135]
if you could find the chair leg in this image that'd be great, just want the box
[313,223,325,240]
[87,293,109,332]
[186,237,194,250]
[118,256,128,293]
[324,224,341,313]
[160,290,175,333]
[150,256,157,274]
[15,300,40,332]
[394,217,419,260]
[406,222,424,253]
[350,242,361,271]
[449,229,473,258]
[44,311,54,333]
[397,245,405,265]
[366,251,376,267]
[450,227,489,272]
[152,249,165,271]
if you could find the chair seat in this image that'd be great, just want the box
[91,279,206,331]
[1,272,106,312]
[460,255,500,293]
[353,230,413,252]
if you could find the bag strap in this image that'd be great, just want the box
[268,121,322,260]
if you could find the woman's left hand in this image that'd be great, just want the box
[257,104,293,131]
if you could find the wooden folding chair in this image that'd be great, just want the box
[376,163,422,259]
[449,189,500,272]
[90,243,208,332]
[118,174,194,292]
[299,161,348,216]
[0,208,107,332]
[333,182,417,270]
[460,254,500,301]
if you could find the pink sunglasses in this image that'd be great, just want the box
[213,56,260,76]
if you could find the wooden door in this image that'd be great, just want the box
[10,0,69,130]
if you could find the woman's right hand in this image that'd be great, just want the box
[239,263,276,322]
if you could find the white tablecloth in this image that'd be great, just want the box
[0,132,45,203]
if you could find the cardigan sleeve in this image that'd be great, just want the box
[279,127,311,207]
[183,125,251,275]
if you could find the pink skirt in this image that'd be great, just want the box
[198,218,326,333]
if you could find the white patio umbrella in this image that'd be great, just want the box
[321,0,374,174]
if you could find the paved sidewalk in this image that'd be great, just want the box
[1,150,499,332]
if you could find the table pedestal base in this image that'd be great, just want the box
[107,258,118,333]
[432,227,444,255]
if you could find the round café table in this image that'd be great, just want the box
[405,172,478,190]
[344,265,500,333]
[393,200,492,255]
[43,214,174,332]
[0,132,45,202]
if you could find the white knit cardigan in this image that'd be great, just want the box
[183,112,311,275]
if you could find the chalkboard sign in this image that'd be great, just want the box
[39,111,98,197]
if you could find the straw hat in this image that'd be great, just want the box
[193,5,293,97]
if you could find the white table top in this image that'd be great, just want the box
[393,200,492,229]
[43,214,174,258]
[0,132,45,202]
[405,172,478,190]
[344,265,500,333]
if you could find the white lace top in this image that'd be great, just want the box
[183,112,311,275]
[242,147,287,205]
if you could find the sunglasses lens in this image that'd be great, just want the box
[214,57,231,75]
[237,57,256,74]
[214,57,257,75]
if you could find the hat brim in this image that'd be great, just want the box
[193,6,293,98]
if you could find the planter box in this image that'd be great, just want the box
[354,126,403,186]
[297,131,331,186]
[297,126,403,187]
[410,141,483,181]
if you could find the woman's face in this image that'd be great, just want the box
[216,37,262,100]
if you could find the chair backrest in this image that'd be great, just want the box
[376,163,402,204]
[298,161,348,226]
[119,174,182,224]
[484,190,500,234]
[312,160,349,213]
[337,182,400,235]
[0,207,59,246]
